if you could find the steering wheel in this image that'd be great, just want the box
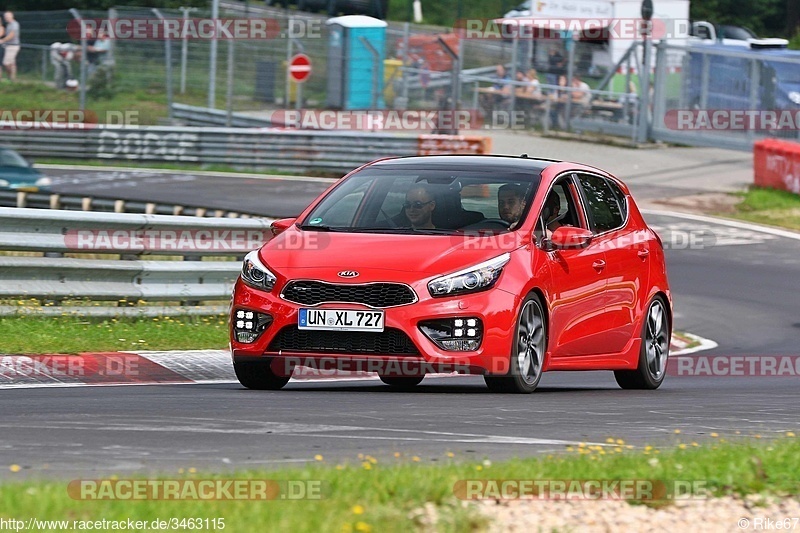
[476,218,511,229]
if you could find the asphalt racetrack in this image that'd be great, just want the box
[2,162,799,477]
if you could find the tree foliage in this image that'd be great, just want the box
[3,0,208,9]
[690,0,790,37]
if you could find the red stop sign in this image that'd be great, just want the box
[289,54,312,83]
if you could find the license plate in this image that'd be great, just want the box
[298,309,384,332]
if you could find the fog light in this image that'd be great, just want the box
[419,317,483,352]
[233,308,272,343]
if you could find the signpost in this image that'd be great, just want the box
[289,54,312,111]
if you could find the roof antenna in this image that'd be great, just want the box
[520,153,528,158]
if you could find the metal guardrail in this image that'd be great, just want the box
[0,208,274,313]
[0,125,422,174]
[0,189,257,218]
[172,103,274,128]
[1,124,491,173]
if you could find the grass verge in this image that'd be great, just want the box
[0,314,228,353]
[727,187,800,231]
[1,437,799,532]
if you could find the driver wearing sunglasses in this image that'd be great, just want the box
[404,185,437,230]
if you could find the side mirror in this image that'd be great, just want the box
[549,226,593,249]
[270,218,296,236]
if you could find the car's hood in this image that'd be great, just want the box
[260,227,524,280]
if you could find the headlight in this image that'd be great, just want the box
[0,179,9,188]
[241,250,277,292]
[428,253,510,297]
[789,91,800,105]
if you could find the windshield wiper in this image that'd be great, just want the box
[409,228,460,235]
[349,227,458,235]
[298,224,348,232]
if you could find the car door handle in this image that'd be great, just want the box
[638,249,650,259]
[592,260,606,270]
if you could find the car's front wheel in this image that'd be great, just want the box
[485,293,547,394]
[614,296,670,390]
[234,360,292,390]
[378,375,424,389]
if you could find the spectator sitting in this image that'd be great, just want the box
[566,75,592,122]
[514,70,529,94]
[492,64,511,93]
[525,68,541,96]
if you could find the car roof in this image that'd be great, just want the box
[368,154,558,173]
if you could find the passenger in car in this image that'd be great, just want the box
[543,192,564,236]
[498,183,528,229]
[404,185,437,229]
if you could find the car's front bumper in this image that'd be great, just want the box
[230,279,520,376]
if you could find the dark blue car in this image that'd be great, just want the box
[0,147,48,191]
[683,44,800,111]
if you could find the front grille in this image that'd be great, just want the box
[268,327,420,355]
[282,281,416,307]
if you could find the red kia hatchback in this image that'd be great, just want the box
[230,155,672,393]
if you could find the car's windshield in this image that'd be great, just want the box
[0,149,29,168]
[301,165,541,234]
[719,25,756,40]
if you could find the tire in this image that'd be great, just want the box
[234,360,291,390]
[378,375,424,389]
[484,293,547,394]
[614,296,670,390]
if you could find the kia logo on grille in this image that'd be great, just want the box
[338,270,359,278]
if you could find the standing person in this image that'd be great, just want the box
[0,11,20,82]
[546,46,564,86]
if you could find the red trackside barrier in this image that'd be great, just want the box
[754,138,800,194]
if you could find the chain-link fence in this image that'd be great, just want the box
[650,42,800,150]
[10,6,799,148]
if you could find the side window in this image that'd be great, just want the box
[577,174,625,233]
[534,177,584,243]
[607,180,628,220]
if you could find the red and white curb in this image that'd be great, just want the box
[0,336,714,390]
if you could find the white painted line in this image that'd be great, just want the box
[642,209,800,241]
[0,380,237,391]
[38,164,335,183]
